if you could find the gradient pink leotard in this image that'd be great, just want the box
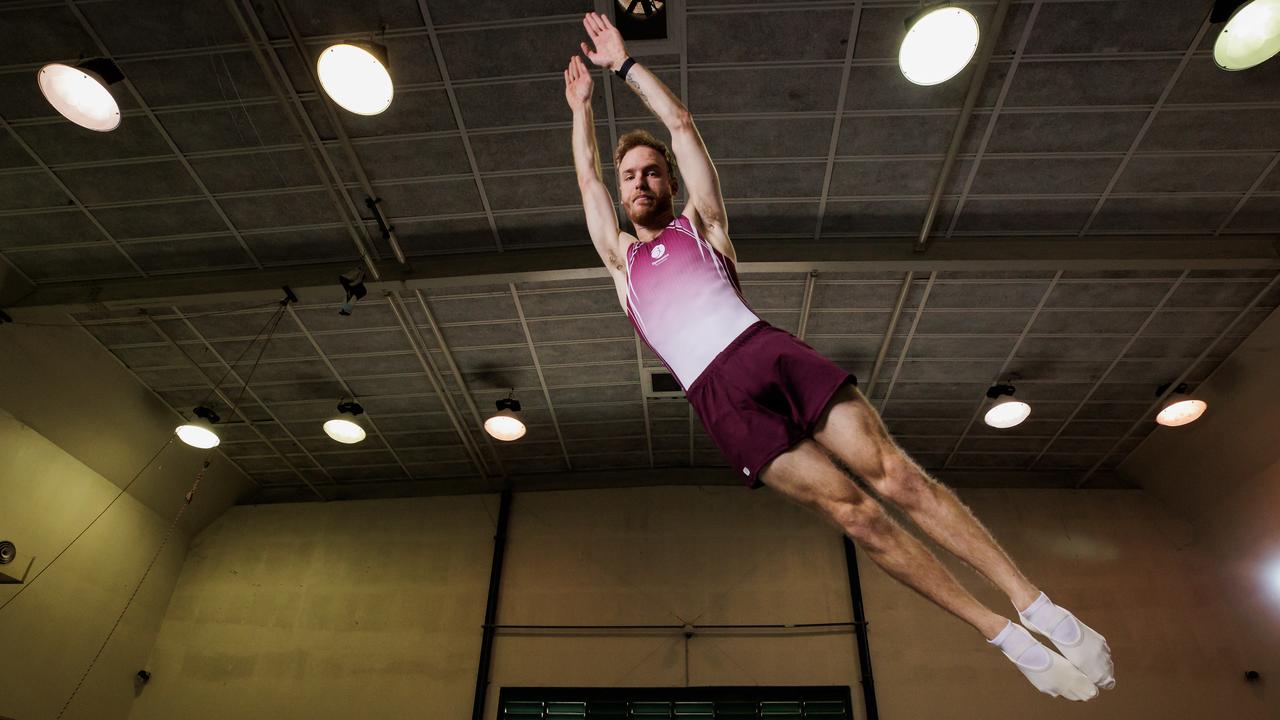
[624,216,760,389]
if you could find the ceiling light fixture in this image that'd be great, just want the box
[36,58,123,131]
[1155,382,1207,427]
[983,383,1031,429]
[323,401,368,444]
[899,3,981,86]
[317,42,394,115]
[176,406,221,449]
[484,394,527,442]
[1212,0,1280,71]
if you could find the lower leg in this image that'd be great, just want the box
[836,500,1009,640]
[891,460,1040,611]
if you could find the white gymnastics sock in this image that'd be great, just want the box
[1019,592,1115,690]
[989,620,1098,701]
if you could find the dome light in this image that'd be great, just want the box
[323,401,367,444]
[176,406,221,449]
[1213,0,1280,71]
[899,4,981,86]
[37,58,123,132]
[983,383,1030,429]
[484,397,526,442]
[317,42,394,115]
[1155,382,1207,427]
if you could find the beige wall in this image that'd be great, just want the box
[1122,307,1280,712]
[0,319,254,536]
[0,318,255,720]
[125,482,1262,720]
[0,410,188,720]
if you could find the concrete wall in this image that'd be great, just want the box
[125,482,1262,719]
[1121,307,1280,711]
[0,319,254,535]
[0,318,255,720]
[0,410,188,720]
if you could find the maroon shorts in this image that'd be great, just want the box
[686,320,857,489]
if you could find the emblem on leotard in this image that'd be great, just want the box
[650,243,665,259]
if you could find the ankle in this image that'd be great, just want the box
[1011,585,1041,613]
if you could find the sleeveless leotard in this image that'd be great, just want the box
[624,216,759,389]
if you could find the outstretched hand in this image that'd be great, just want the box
[563,55,594,108]
[580,12,627,71]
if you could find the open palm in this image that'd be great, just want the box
[580,12,627,70]
[564,55,594,107]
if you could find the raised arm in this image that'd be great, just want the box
[564,55,627,278]
[580,13,733,261]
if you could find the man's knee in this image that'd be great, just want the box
[826,497,894,549]
[868,451,933,512]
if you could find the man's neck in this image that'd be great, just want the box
[631,212,677,243]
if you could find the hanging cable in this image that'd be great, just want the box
[43,292,295,718]
[0,299,286,328]
[0,436,176,615]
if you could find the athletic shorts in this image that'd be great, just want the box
[686,320,857,489]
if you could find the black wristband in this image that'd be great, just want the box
[615,57,636,80]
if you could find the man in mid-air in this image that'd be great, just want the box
[564,12,1113,700]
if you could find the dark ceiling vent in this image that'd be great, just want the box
[615,0,668,41]
[642,367,684,399]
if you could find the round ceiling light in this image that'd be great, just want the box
[323,401,368,444]
[485,397,527,442]
[1156,398,1208,427]
[984,399,1031,429]
[176,407,221,449]
[983,383,1030,429]
[1214,0,1280,70]
[317,42,394,115]
[899,5,981,86]
[37,60,122,132]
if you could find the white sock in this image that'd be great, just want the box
[1019,592,1115,690]
[989,620,1098,701]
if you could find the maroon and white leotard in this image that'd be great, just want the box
[624,216,760,390]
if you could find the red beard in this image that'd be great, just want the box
[626,191,675,228]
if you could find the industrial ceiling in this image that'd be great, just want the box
[1,0,1278,501]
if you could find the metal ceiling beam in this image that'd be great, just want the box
[1216,152,1280,236]
[1029,271,1188,470]
[942,270,1062,467]
[863,271,914,397]
[0,114,148,278]
[875,272,936,413]
[65,1,265,271]
[508,284,573,471]
[916,0,1013,251]
[812,3,863,241]
[414,0,504,253]
[283,303,415,480]
[413,288,509,482]
[943,1,1043,238]
[143,314,327,501]
[266,0,412,265]
[385,292,493,485]
[225,0,384,279]
[1077,271,1280,488]
[15,234,1279,310]
[1076,16,1214,236]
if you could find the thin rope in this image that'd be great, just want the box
[55,459,211,720]
[0,435,176,615]
[54,299,291,717]
[196,302,287,409]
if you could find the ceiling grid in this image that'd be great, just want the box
[4,0,1279,499]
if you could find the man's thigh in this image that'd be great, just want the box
[811,384,901,481]
[759,438,874,526]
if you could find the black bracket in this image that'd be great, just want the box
[365,197,394,240]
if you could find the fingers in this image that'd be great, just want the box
[580,41,593,57]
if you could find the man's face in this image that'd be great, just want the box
[618,145,676,227]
